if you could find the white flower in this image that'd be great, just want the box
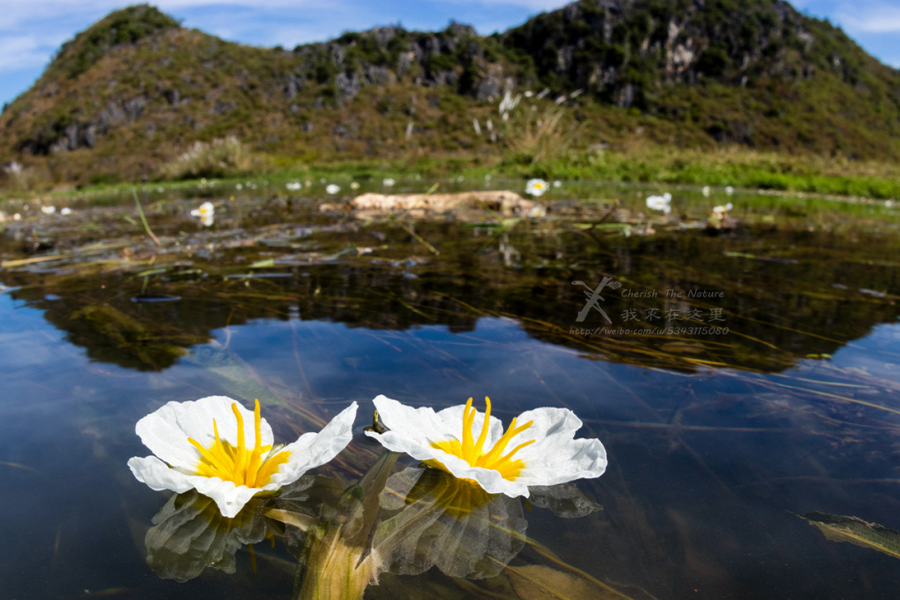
[235,183,243,191]
[702,186,711,197]
[350,182,360,190]
[646,193,672,214]
[286,181,302,191]
[552,180,562,188]
[326,184,341,195]
[712,202,734,216]
[128,396,358,518]
[366,395,607,498]
[41,205,56,214]
[383,178,395,187]
[60,207,73,215]
[190,201,214,222]
[725,186,734,195]
[525,179,548,197]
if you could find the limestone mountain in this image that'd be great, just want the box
[0,1,898,186]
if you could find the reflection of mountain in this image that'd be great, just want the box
[3,216,899,372]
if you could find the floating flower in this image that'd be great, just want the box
[712,202,734,216]
[190,201,214,227]
[60,207,73,215]
[128,396,358,518]
[365,395,607,498]
[235,183,243,191]
[383,178,395,187]
[646,192,672,214]
[286,181,302,191]
[350,181,360,190]
[525,179,548,197]
[725,186,734,195]
[552,180,562,188]
[702,186,711,197]
[41,205,56,214]
[326,184,341,195]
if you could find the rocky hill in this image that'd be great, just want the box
[1,1,898,187]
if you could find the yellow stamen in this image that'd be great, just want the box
[428,397,533,481]
[188,400,291,489]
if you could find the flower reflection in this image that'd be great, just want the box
[366,396,607,498]
[144,490,270,582]
[128,396,357,517]
[374,466,527,579]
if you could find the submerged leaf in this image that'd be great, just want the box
[506,565,635,600]
[803,512,900,559]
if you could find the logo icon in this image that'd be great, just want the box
[572,277,621,323]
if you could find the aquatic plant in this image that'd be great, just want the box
[365,395,607,497]
[128,396,358,517]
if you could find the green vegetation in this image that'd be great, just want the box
[1,1,899,199]
[50,5,179,79]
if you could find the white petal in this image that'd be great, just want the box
[128,455,196,494]
[135,396,274,472]
[191,477,264,519]
[129,455,271,518]
[267,402,358,487]
[512,407,607,487]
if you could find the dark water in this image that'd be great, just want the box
[2,179,900,599]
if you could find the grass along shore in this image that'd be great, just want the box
[2,144,899,203]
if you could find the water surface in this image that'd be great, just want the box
[2,179,899,599]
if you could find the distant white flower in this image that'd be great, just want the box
[702,186,711,197]
[524,90,534,97]
[60,207,73,215]
[484,174,492,180]
[725,186,734,195]
[326,184,341,195]
[128,396,358,518]
[713,202,734,215]
[191,201,214,219]
[646,192,672,214]
[552,180,562,188]
[383,178,395,187]
[525,179,549,197]
[286,181,302,191]
[41,206,56,214]
[366,395,607,498]
[13,213,21,221]
[712,202,733,216]
[350,182,360,190]
[235,183,243,190]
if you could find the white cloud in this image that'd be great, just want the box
[839,7,900,33]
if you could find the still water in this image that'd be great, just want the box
[1,179,899,599]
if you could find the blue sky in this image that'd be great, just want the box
[1,0,898,108]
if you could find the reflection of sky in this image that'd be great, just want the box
[3,288,900,598]
[1,0,898,107]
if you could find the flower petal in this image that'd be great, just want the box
[511,407,607,487]
[267,402,358,487]
[128,455,262,518]
[135,396,274,472]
